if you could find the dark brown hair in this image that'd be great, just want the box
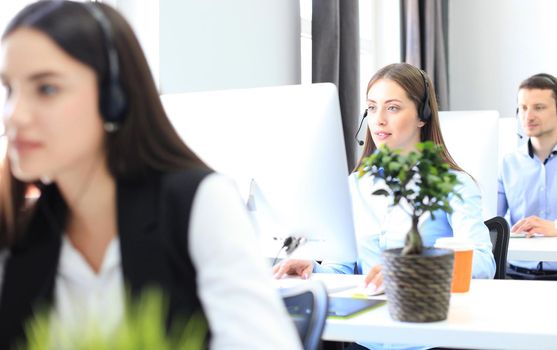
[354,63,463,173]
[0,1,208,247]
[518,73,557,108]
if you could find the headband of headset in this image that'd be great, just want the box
[83,3,127,127]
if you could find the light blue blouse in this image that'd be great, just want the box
[314,171,496,350]
[315,171,495,278]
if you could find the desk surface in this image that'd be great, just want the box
[507,236,557,261]
[308,273,557,350]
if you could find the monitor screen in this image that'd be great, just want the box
[438,110,499,219]
[161,83,358,262]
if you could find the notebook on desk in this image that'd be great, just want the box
[274,275,359,293]
[327,297,385,317]
[285,296,385,318]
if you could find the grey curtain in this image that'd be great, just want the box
[312,0,360,171]
[401,0,449,110]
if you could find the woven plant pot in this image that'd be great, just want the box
[382,247,454,322]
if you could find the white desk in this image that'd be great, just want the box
[507,236,557,261]
[307,274,557,350]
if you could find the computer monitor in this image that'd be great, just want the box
[161,83,358,262]
[438,110,499,220]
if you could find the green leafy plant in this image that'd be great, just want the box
[358,141,462,255]
[21,288,207,350]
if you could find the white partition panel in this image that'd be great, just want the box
[439,111,499,220]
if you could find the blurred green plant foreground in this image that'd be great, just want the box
[21,288,207,350]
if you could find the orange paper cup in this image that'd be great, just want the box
[435,238,474,293]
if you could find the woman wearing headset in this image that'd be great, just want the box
[0,1,301,349]
[274,63,495,350]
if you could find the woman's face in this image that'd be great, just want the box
[366,79,424,154]
[0,28,104,182]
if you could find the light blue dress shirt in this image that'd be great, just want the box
[315,171,495,350]
[498,139,557,270]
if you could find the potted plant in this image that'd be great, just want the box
[358,141,461,322]
[21,288,207,350]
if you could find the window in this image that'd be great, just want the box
[299,0,400,104]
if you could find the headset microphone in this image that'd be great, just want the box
[354,109,368,146]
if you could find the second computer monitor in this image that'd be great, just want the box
[161,83,358,262]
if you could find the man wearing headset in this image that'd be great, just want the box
[498,73,557,280]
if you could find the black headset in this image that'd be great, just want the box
[355,68,432,146]
[83,3,127,129]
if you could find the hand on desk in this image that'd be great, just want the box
[273,259,313,279]
[512,216,557,237]
[364,264,384,293]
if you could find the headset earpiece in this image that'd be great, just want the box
[418,69,432,122]
[101,78,126,124]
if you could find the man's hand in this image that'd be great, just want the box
[512,216,557,237]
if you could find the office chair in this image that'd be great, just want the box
[485,216,510,279]
[280,280,329,350]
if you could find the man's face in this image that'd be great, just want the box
[517,88,557,139]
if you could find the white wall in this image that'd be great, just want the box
[449,0,557,118]
[116,1,300,94]
[159,0,300,94]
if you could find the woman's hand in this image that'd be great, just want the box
[272,259,314,279]
[364,264,384,291]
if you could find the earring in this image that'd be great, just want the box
[40,175,53,185]
[104,122,119,133]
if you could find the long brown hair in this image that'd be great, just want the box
[0,1,208,248]
[353,63,463,173]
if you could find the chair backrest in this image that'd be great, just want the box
[485,216,510,279]
[280,280,328,350]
